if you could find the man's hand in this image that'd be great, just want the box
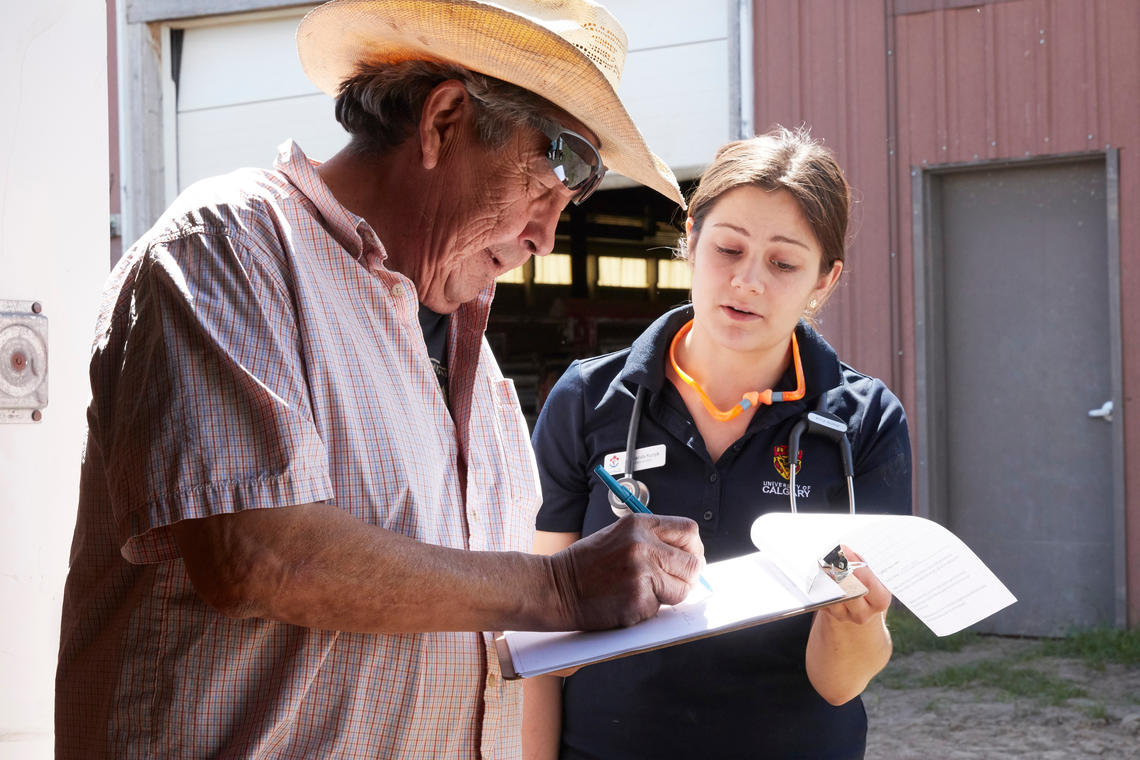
[547,514,704,630]
[171,503,701,635]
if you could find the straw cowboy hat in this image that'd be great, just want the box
[296,0,684,206]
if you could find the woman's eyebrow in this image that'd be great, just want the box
[712,222,810,250]
[712,222,750,235]
[771,234,811,250]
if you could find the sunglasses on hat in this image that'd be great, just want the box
[542,124,606,205]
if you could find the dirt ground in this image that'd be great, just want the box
[863,636,1140,759]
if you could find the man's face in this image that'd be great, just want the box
[414,117,600,313]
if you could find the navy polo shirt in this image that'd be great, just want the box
[532,305,911,760]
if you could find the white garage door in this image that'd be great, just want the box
[172,7,342,196]
[171,2,737,197]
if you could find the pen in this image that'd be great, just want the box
[593,465,651,513]
[592,465,713,592]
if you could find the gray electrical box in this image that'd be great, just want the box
[0,300,48,423]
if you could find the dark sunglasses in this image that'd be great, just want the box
[542,125,606,205]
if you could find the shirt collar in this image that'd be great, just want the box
[619,304,693,391]
[273,139,388,270]
[272,140,498,323]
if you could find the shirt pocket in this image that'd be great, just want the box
[490,378,543,534]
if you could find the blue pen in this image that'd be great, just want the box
[592,465,713,592]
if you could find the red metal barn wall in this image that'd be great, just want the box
[751,0,1140,624]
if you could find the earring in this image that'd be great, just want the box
[808,299,818,310]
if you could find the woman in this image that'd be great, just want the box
[523,127,911,759]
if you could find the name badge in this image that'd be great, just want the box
[601,444,666,475]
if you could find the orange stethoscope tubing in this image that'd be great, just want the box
[668,318,806,422]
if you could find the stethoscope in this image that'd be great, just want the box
[608,324,857,517]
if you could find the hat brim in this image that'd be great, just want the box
[297,0,684,206]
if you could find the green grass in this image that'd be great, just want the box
[887,606,1140,667]
[916,661,1087,706]
[1038,627,1140,668]
[1083,703,1110,722]
[886,603,977,655]
[880,607,1140,709]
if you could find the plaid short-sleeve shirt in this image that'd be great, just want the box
[56,141,542,759]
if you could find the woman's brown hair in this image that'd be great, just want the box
[680,126,850,279]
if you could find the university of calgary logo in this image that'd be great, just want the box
[773,445,803,480]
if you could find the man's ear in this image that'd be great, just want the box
[418,80,471,171]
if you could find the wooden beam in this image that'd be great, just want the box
[127,0,311,24]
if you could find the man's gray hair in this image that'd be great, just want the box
[335,60,566,155]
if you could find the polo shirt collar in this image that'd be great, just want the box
[619,305,693,391]
[617,304,844,404]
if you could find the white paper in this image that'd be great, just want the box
[501,552,846,679]
[750,513,1016,637]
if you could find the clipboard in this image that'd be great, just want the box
[493,550,867,680]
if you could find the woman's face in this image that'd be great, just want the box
[687,185,841,356]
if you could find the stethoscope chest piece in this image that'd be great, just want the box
[608,476,650,517]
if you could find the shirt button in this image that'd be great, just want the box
[709,472,718,483]
[702,510,714,521]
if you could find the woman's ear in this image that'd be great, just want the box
[683,217,697,263]
[418,80,471,171]
[813,260,844,303]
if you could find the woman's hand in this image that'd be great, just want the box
[805,545,894,705]
[819,547,892,625]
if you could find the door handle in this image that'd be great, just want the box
[1087,400,1113,422]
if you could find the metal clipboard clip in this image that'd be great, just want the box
[819,545,867,582]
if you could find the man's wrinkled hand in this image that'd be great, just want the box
[548,514,704,631]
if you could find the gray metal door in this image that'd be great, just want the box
[934,159,1115,636]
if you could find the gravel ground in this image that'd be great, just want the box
[863,636,1140,759]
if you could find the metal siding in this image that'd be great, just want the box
[1106,1,1140,626]
[895,0,1124,188]
[752,1,895,388]
[894,0,1140,624]
[754,0,1139,623]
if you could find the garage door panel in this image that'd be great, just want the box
[621,39,730,181]
[179,12,317,113]
[178,95,346,189]
[606,0,728,50]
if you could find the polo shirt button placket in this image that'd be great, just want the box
[705,471,718,522]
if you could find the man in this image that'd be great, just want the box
[55,1,702,758]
